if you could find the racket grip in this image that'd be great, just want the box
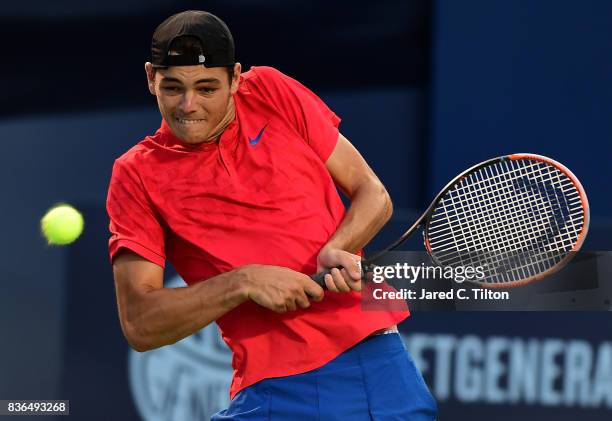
[311,262,367,290]
[310,269,339,290]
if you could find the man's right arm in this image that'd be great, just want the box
[113,250,324,352]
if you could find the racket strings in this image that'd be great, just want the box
[449,161,582,283]
[433,164,581,255]
[431,164,570,252]
[446,161,580,282]
[427,159,585,284]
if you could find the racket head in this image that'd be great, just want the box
[423,153,589,288]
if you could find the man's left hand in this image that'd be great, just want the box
[316,247,362,292]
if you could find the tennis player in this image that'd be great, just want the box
[107,10,437,420]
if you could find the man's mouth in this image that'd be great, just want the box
[176,117,206,125]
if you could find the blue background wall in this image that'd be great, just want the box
[0,1,611,420]
[430,0,612,249]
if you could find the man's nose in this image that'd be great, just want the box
[178,91,198,114]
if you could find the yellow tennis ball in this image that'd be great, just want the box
[41,204,84,245]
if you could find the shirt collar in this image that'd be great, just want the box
[155,115,239,152]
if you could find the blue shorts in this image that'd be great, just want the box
[212,333,438,420]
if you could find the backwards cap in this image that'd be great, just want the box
[151,10,235,68]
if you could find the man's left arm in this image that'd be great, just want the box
[317,133,393,292]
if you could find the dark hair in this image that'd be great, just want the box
[166,35,234,84]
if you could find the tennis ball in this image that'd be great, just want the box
[41,204,84,245]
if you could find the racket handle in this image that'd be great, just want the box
[311,262,368,290]
[310,269,339,290]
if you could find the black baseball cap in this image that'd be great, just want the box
[151,10,235,68]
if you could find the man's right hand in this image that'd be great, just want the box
[239,264,324,313]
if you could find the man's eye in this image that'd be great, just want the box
[162,86,180,92]
[199,88,216,94]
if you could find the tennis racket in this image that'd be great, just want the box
[311,153,589,289]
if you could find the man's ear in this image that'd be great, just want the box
[144,62,156,96]
[230,62,242,95]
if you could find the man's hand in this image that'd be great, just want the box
[316,247,362,292]
[239,264,324,313]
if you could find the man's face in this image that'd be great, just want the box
[145,63,240,144]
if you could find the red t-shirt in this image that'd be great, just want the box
[106,66,409,398]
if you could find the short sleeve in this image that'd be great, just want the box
[249,66,341,162]
[106,159,166,267]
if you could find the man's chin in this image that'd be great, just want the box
[172,127,212,145]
